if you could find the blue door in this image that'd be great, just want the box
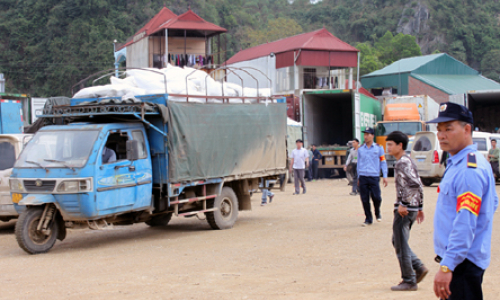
[95,130,137,212]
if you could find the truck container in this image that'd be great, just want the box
[375,95,439,170]
[450,90,500,133]
[302,89,382,177]
[0,100,24,134]
[0,93,48,130]
[10,93,287,254]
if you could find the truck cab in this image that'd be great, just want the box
[11,123,152,221]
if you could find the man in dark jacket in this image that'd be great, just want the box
[311,145,322,180]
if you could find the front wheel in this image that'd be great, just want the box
[206,187,239,230]
[15,206,59,254]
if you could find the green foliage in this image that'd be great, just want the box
[1,0,500,95]
[358,32,421,76]
[403,8,415,16]
[245,18,303,47]
[481,49,500,81]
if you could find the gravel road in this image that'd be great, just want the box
[1,178,499,299]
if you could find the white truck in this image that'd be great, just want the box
[0,134,32,221]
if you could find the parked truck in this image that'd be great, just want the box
[375,95,439,170]
[0,93,48,131]
[10,94,287,254]
[302,89,382,177]
[450,89,500,133]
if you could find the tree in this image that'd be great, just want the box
[356,42,383,76]
[374,31,421,66]
[481,49,500,82]
[245,18,303,47]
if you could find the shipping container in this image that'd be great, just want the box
[451,90,500,133]
[301,89,382,177]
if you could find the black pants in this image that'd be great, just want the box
[490,161,499,178]
[446,259,484,300]
[359,176,382,224]
[312,161,319,179]
[392,210,423,284]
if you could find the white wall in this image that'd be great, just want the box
[126,37,149,68]
[31,98,47,123]
[226,56,276,93]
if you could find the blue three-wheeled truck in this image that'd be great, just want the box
[9,94,287,254]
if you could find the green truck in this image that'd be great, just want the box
[301,89,382,178]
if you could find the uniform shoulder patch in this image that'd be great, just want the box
[467,153,477,168]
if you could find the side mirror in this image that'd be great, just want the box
[126,140,140,161]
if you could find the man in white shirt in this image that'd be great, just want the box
[289,139,309,195]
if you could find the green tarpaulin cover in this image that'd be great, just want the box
[167,102,287,183]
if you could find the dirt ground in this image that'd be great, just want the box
[1,178,500,300]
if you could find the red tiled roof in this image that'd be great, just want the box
[225,28,359,65]
[139,7,177,36]
[117,8,226,50]
[156,9,227,33]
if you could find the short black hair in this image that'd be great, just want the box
[492,139,497,143]
[353,138,359,143]
[386,131,409,150]
[311,144,316,147]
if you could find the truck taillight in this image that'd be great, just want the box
[433,150,439,164]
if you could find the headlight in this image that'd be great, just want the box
[9,179,25,193]
[57,179,92,193]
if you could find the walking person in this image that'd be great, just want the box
[344,138,360,195]
[386,131,428,291]
[357,127,388,226]
[260,178,275,206]
[488,139,499,179]
[427,102,498,300]
[289,139,309,195]
[307,147,314,181]
[311,144,322,180]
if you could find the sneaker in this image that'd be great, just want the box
[416,265,429,284]
[376,216,382,222]
[303,190,306,194]
[349,192,357,196]
[362,222,372,227]
[391,281,418,291]
[261,202,267,206]
[269,195,274,203]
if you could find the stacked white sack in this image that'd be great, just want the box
[73,64,275,103]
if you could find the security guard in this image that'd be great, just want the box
[427,102,498,300]
[357,127,388,226]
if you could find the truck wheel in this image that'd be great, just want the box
[421,178,434,187]
[206,187,239,230]
[15,206,59,254]
[146,213,173,227]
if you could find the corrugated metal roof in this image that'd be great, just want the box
[362,53,445,77]
[411,74,500,95]
[225,28,359,65]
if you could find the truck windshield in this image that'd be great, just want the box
[0,141,16,171]
[376,122,422,136]
[15,130,99,169]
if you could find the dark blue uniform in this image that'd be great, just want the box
[357,142,388,224]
